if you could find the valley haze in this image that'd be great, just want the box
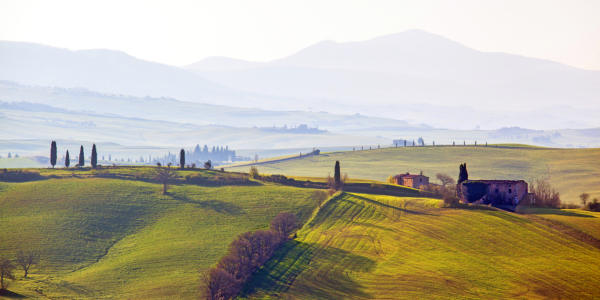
[1,2,600,299]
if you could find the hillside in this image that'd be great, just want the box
[240,193,600,299]
[225,146,600,203]
[0,167,316,299]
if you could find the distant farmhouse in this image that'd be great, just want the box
[393,173,429,189]
[392,139,415,146]
[459,180,529,206]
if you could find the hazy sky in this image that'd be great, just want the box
[1,0,599,70]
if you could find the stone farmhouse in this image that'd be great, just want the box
[459,180,529,206]
[393,173,429,189]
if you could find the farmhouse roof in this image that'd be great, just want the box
[462,180,526,184]
[394,173,426,179]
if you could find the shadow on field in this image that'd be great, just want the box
[352,194,436,216]
[516,206,596,218]
[241,241,374,299]
[170,194,245,215]
[0,289,25,298]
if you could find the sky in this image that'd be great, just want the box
[1,0,599,70]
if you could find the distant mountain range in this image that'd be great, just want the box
[1,29,600,130]
[185,29,600,111]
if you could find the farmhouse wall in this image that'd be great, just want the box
[460,180,528,205]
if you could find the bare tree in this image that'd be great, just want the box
[436,173,456,188]
[311,190,328,208]
[152,165,178,194]
[0,258,15,290]
[270,212,299,241]
[254,154,259,163]
[15,251,38,278]
[530,178,561,207]
[326,173,334,189]
[580,193,590,206]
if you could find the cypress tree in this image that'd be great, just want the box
[65,150,70,168]
[91,144,97,168]
[180,149,185,169]
[458,163,468,184]
[50,141,57,168]
[79,146,85,167]
[334,161,341,188]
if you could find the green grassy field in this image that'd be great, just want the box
[226,146,600,204]
[518,206,600,241]
[240,193,600,299]
[0,170,316,299]
[0,157,41,168]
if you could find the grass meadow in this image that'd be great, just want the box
[226,146,600,204]
[241,193,600,299]
[0,172,316,299]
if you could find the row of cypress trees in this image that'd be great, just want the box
[50,141,97,168]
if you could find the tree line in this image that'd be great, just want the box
[50,141,98,168]
[203,212,299,300]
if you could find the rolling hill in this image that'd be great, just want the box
[239,192,600,299]
[1,167,599,299]
[225,146,600,203]
[0,167,316,298]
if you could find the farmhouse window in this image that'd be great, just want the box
[420,179,422,182]
[495,189,499,193]
[509,189,512,194]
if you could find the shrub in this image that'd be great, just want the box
[91,170,111,177]
[326,188,337,196]
[386,175,395,184]
[249,166,259,179]
[0,169,43,182]
[586,198,600,212]
[443,193,460,205]
[134,169,153,179]
[370,183,382,189]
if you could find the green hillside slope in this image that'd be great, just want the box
[241,193,600,299]
[226,146,600,203]
[0,173,315,299]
